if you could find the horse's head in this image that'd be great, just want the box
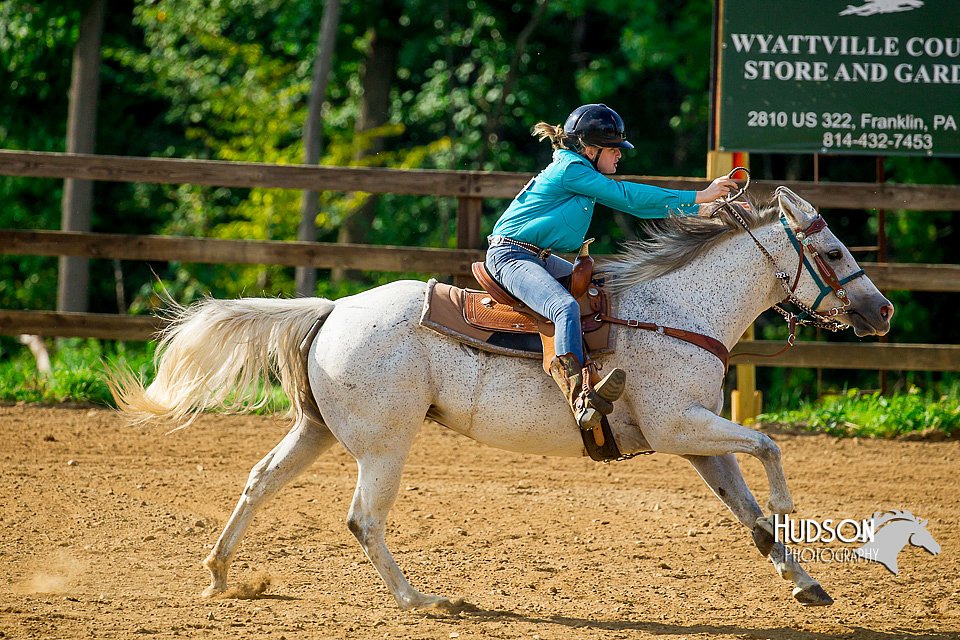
[909,519,942,556]
[776,187,894,337]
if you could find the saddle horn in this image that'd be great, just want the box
[569,238,595,300]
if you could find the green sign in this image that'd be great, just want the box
[715,0,960,156]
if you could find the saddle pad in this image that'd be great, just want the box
[419,279,614,359]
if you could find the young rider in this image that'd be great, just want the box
[485,103,738,432]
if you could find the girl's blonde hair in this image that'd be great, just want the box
[531,122,571,150]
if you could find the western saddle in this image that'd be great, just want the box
[467,239,609,372]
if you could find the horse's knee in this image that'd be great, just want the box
[755,434,781,463]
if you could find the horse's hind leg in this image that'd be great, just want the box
[347,447,464,612]
[202,415,337,597]
[684,454,833,607]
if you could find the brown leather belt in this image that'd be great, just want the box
[489,235,553,261]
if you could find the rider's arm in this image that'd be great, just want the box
[560,161,700,218]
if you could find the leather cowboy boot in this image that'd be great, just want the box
[549,354,626,430]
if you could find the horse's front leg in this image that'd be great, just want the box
[651,406,794,514]
[684,454,833,606]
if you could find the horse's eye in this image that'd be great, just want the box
[826,249,843,261]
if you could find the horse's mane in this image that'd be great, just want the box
[602,196,781,293]
[871,509,920,529]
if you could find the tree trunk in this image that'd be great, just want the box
[58,0,105,313]
[332,21,399,283]
[295,0,341,297]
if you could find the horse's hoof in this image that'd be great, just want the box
[792,583,834,606]
[752,516,776,557]
[201,584,225,599]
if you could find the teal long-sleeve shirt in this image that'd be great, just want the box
[490,149,699,253]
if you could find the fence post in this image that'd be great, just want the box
[456,197,483,250]
[455,181,484,286]
[708,150,762,422]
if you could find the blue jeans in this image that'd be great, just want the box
[485,237,583,365]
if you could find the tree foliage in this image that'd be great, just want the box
[0,0,957,405]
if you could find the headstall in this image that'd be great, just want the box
[593,168,866,368]
[716,169,866,358]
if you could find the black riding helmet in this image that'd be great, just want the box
[563,103,634,150]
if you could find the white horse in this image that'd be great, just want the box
[109,188,893,611]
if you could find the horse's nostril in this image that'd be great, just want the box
[880,303,895,321]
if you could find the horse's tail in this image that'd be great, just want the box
[107,296,336,429]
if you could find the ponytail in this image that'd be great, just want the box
[531,122,570,150]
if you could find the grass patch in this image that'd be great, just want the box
[755,386,960,439]
[0,338,151,405]
[0,338,290,414]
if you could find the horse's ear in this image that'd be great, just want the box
[775,186,818,227]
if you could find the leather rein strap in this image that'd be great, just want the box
[592,177,866,371]
[595,313,730,371]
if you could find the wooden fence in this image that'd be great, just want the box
[1,149,958,371]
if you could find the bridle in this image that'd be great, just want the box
[593,169,869,375]
[716,169,867,354]
[590,172,869,461]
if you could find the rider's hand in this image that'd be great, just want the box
[695,177,739,204]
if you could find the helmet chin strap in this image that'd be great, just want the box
[588,146,602,171]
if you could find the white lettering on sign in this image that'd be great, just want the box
[730,34,900,56]
[729,33,960,85]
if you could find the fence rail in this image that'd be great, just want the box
[3,149,960,209]
[3,229,959,292]
[0,229,485,274]
[1,149,957,375]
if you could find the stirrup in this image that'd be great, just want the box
[574,393,610,431]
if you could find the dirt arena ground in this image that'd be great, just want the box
[1,404,958,639]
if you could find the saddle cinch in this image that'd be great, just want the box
[419,240,614,374]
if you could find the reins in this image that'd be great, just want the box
[715,172,866,362]
[594,313,731,369]
[596,168,865,368]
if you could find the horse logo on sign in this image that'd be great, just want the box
[839,0,924,15]
[854,510,940,574]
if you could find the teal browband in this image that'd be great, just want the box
[779,213,866,316]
